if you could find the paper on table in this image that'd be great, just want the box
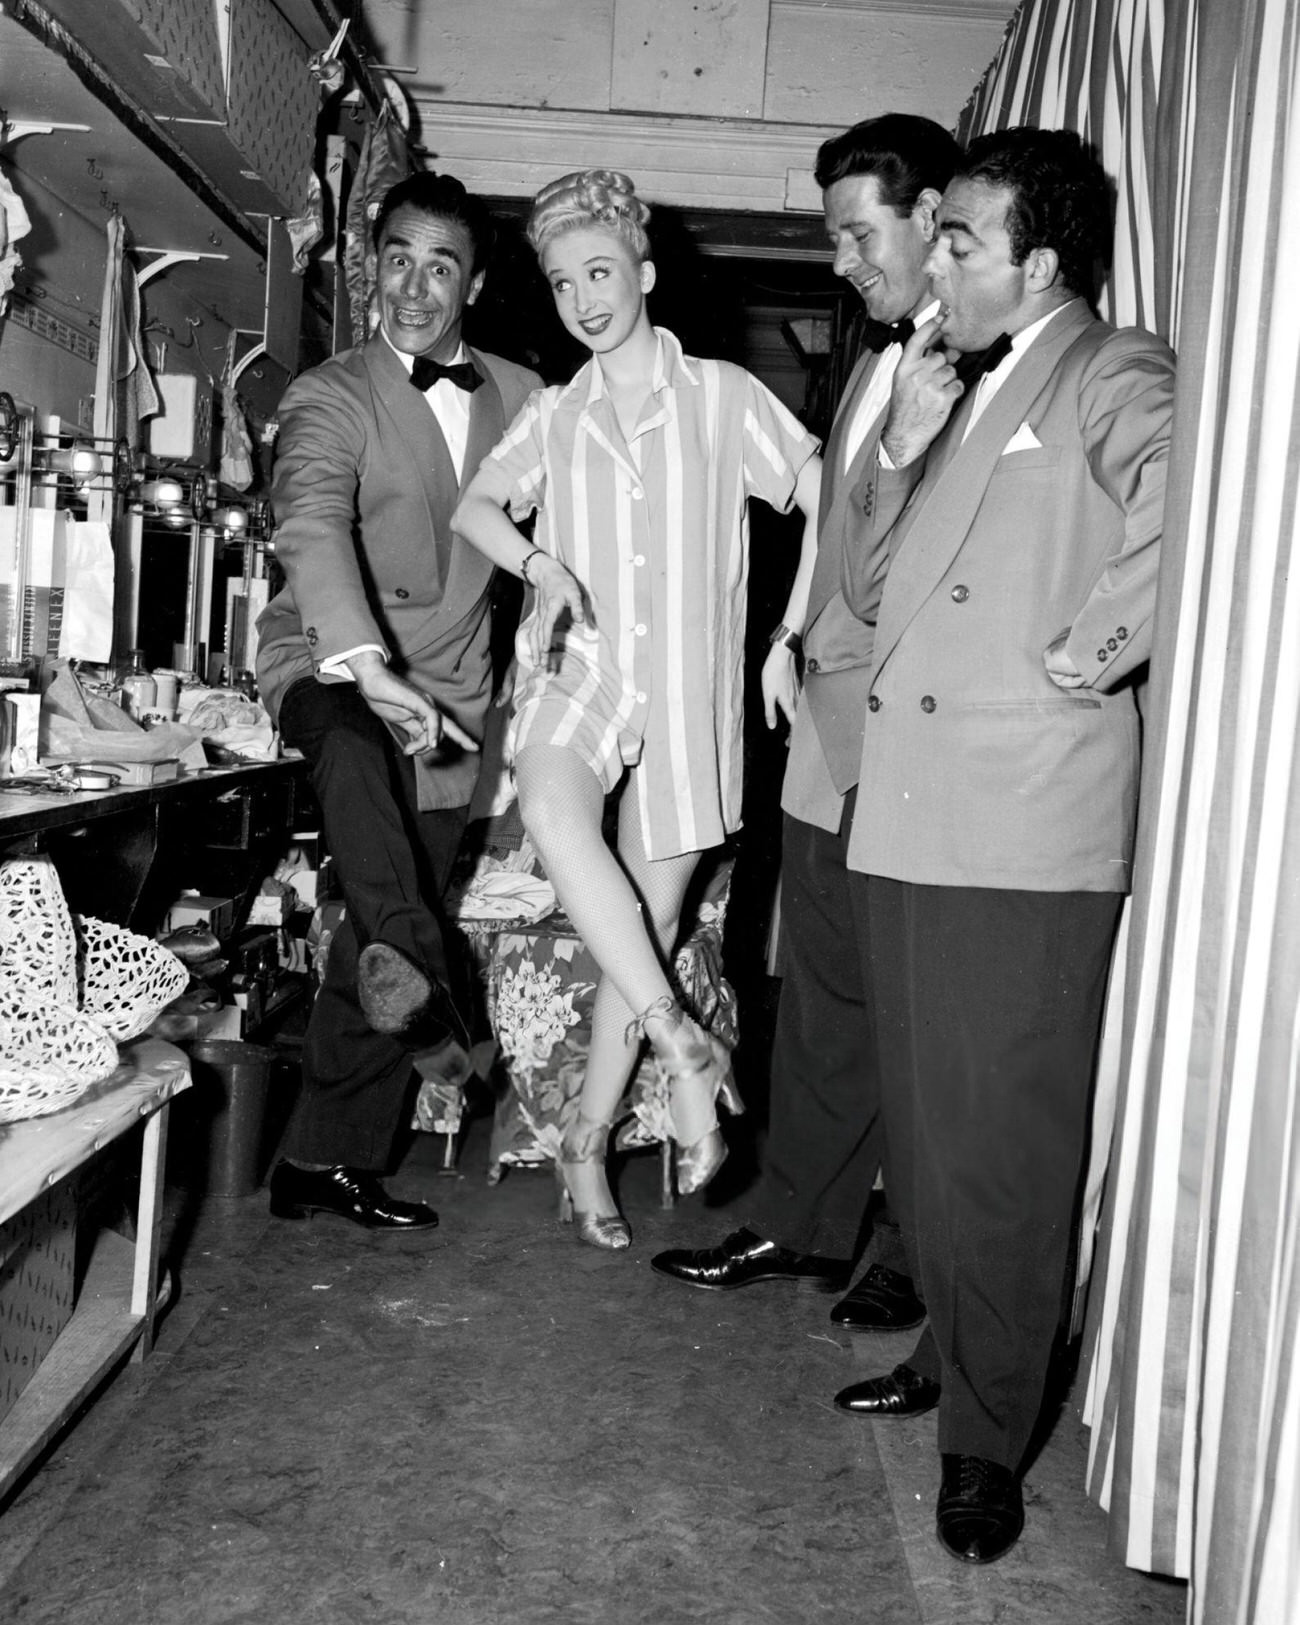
[61,521,115,663]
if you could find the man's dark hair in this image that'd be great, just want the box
[814,114,962,213]
[372,172,495,275]
[956,127,1112,300]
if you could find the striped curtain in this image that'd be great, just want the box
[958,3,1300,1621]
[954,0,1177,336]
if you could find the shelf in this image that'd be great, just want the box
[0,1230,171,1502]
[0,1038,190,1222]
[0,1038,188,1508]
[0,758,308,845]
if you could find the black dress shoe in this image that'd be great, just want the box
[268,1163,439,1231]
[650,1227,848,1291]
[830,1263,926,1332]
[834,1362,941,1417]
[936,1454,1024,1564]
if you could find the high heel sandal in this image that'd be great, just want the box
[627,995,740,1196]
[555,1113,631,1251]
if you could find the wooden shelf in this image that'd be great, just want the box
[0,1230,171,1501]
[0,757,306,844]
[0,1038,190,1506]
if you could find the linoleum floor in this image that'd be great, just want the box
[0,1113,1188,1625]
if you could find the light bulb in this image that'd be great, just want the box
[210,504,248,534]
[138,476,187,507]
[48,445,104,487]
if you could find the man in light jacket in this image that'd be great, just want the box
[256,173,538,1231]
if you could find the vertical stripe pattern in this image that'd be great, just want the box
[956,0,1171,337]
[960,1,1300,1620]
[487,328,817,861]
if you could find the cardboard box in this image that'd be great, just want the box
[86,757,181,787]
[0,1184,77,1426]
[165,893,235,939]
[195,1003,243,1041]
[247,889,294,927]
[5,692,40,776]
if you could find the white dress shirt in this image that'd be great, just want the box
[962,299,1079,438]
[319,333,474,678]
[843,299,941,472]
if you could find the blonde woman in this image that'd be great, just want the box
[454,171,820,1248]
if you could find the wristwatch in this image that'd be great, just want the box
[768,622,803,656]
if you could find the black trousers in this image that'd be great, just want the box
[278,678,469,1169]
[854,874,1122,1470]
[748,798,891,1263]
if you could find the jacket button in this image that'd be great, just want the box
[1097,647,1109,661]
[395,587,410,600]
[920,695,936,713]
[305,626,318,646]
[867,695,881,712]
[1107,636,1118,650]
[805,657,820,673]
[1117,626,1128,639]
[950,584,969,603]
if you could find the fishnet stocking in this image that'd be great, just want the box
[514,745,699,1128]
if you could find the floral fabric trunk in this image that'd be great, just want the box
[471,869,736,1181]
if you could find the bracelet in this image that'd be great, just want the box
[768,622,803,656]
[519,548,544,585]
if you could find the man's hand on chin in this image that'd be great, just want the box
[345,650,480,756]
[881,316,964,469]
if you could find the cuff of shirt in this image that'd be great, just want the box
[317,644,388,681]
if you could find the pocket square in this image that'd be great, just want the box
[1002,421,1043,455]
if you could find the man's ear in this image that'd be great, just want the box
[640,259,657,295]
[365,249,377,285]
[914,188,943,243]
[466,269,486,308]
[1026,245,1060,292]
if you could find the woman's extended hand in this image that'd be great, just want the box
[527,553,592,668]
[761,643,801,731]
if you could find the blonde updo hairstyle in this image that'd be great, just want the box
[526,170,652,262]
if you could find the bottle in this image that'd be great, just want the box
[121,650,157,719]
[152,669,180,717]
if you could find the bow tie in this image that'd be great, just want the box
[410,355,483,393]
[861,315,916,353]
[951,332,1013,391]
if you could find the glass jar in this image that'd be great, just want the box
[121,650,157,719]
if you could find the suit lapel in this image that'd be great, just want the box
[821,351,874,489]
[807,350,881,625]
[460,349,509,497]
[871,303,1097,679]
[437,349,511,611]
[365,338,456,588]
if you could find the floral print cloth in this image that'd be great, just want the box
[471,865,737,1182]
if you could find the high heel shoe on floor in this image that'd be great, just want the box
[555,1114,631,1251]
[628,996,741,1197]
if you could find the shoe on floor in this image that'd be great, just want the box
[357,942,433,1034]
[834,1361,941,1417]
[650,1227,847,1291]
[935,1453,1024,1564]
[268,1162,439,1231]
[829,1263,926,1332]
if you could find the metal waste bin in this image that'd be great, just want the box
[187,1040,278,1196]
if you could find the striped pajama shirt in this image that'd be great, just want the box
[484,328,819,860]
